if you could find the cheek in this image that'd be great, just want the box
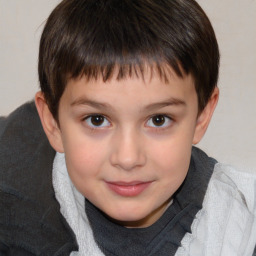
[63,134,106,180]
[63,140,106,198]
[151,133,192,184]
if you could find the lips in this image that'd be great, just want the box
[106,181,152,197]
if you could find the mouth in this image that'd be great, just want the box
[105,181,153,197]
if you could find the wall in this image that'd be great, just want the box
[0,0,255,171]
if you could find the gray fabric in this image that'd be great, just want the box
[0,102,78,255]
[86,147,217,256]
[0,117,7,136]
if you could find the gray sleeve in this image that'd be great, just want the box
[0,116,7,137]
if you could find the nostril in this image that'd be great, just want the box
[109,131,146,170]
[109,145,146,171]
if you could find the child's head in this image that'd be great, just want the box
[38,0,219,119]
[36,0,219,227]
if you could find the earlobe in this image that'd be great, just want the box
[193,87,219,144]
[35,92,64,153]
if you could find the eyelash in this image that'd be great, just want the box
[146,114,173,130]
[82,114,173,131]
[83,114,111,129]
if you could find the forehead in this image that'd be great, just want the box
[61,66,197,110]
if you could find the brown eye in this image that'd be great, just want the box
[91,115,104,126]
[85,115,110,127]
[152,115,166,126]
[147,115,172,128]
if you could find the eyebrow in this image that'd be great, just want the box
[71,98,113,110]
[70,97,186,111]
[144,98,186,112]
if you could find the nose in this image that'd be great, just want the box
[109,129,146,171]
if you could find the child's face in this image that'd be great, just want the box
[43,68,213,228]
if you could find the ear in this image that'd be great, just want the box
[193,87,219,144]
[35,92,64,153]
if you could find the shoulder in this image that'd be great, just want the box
[211,163,256,214]
[0,101,55,195]
[0,102,77,255]
[176,162,256,256]
[0,101,42,136]
[204,164,256,255]
[0,101,49,160]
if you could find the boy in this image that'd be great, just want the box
[0,0,256,255]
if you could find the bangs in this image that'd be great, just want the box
[67,54,184,84]
[45,0,186,87]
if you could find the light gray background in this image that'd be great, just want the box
[0,0,255,171]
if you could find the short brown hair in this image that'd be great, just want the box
[39,0,219,119]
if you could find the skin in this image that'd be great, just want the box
[35,68,219,228]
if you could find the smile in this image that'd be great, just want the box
[106,181,152,197]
